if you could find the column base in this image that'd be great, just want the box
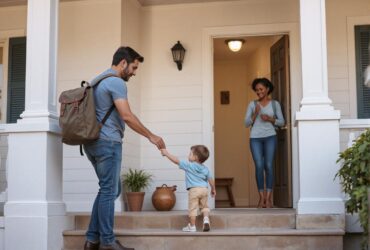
[5,214,74,250]
[296,213,345,230]
[297,198,345,215]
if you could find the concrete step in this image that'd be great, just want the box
[63,228,344,250]
[73,208,296,231]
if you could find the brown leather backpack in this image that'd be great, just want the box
[59,74,117,150]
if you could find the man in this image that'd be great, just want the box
[83,47,165,250]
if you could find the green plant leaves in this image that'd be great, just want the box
[336,129,370,249]
[122,168,153,192]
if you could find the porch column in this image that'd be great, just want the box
[296,0,344,216]
[4,1,72,250]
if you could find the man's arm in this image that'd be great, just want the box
[160,149,180,165]
[114,99,165,149]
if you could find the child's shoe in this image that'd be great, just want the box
[182,223,196,232]
[203,217,210,232]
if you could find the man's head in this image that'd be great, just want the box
[112,46,144,81]
[189,145,209,163]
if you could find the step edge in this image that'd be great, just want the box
[64,228,345,236]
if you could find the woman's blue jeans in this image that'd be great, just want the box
[83,139,122,245]
[250,135,277,192]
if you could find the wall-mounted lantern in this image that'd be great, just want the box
[171,41,186,71]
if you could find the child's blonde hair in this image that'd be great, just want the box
[191,145,209,163]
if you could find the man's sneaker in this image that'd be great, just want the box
[182,223,196,232]
[203,217,210,232]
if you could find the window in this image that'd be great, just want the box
[355,25,370,118]
[7,37,26,123]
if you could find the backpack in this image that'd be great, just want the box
[59,73,117,149]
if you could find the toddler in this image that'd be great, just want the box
[161,145,216,232]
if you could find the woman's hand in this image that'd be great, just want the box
[252,103,261,122]
[254,103,261,115]
[260,114,275,124]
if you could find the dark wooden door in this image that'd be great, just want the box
[270,35,292,207]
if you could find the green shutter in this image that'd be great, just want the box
[355,25,370,118]
[7,37,26,123]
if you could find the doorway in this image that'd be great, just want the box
[213,35,292,208]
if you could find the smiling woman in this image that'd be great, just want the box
[244,78,285,208]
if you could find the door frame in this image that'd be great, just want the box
[202,23,302,209]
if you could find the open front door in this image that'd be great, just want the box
[270,35,292,207]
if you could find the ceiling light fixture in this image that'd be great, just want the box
[225,39,245,52]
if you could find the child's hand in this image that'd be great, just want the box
[211,189,216,198]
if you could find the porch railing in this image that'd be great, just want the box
[339,119,370,151]
[338,119,370,233]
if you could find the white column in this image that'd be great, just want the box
[296,0,344,214]
[4,1,73,250]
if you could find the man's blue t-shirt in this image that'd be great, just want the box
[91,68,127,143]
[179,160,213,189]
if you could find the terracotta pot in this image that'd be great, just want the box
[152,184,177,211]
[126,192,145,211]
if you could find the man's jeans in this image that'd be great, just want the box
[83,139,122,245]
[250,135,277,192]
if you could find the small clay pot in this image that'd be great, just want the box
[152,184,177,211]
[126,192,145,211]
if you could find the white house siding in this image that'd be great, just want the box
[58,0,128,212]
[138,0,299,210]
[120,0,142,174]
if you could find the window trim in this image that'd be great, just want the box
[0,29,25,124]
[347,16,370,119]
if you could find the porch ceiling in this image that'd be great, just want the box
[138,0,238,6]
[0,0,83,7]
[0,0,239,7]
[214,35,282,61]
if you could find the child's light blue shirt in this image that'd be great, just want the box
[179,160,213,189]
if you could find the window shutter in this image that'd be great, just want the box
[7,37,26,123]
[355,25,370,118]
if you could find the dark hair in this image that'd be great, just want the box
[191,145,209,163]
[251,78,274,94]
[112,46,144,66]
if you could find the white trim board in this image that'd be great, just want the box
[202,22,302,209]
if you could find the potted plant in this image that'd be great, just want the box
[122,168,153,211]
[336,129,370,249]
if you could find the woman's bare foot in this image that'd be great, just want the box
[266,199,273,208]
[257,192,265,208]
[257,198,264,208]
[258,198,266,208]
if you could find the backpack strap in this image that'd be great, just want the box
[271,100,277,118]
[79,73,119,157]
[90,73,119,125]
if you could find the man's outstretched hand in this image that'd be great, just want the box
[149,134,166,149]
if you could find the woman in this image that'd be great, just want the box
[244,78,285,208]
